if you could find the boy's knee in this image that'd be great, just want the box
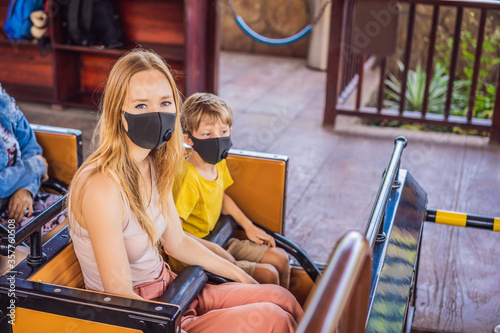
[267,247,290,271]
[255,263,279,285]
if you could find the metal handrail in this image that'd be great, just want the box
[254,222,322,282]
[297,231,372,333]
[0,195,66,268]
[364,137,407,247]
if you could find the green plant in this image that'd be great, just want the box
[384,61,463,113]
[435,13,500,119]
[453,81,496,119]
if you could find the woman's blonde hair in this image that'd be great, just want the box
[180,92,233,135]
[69,49,184,245]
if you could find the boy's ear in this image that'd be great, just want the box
[184,133,194,146]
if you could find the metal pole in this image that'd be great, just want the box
[365,137,408,247]
[27,231,46,268]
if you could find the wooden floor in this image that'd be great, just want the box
[18,51,500,333]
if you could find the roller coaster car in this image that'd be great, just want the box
[0,125,320,333]
[2,130,495,332]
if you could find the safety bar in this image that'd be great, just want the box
[254,222,322,282]
[0,179,67,249]
[297,231,372,333]
[158,265,207,316]
[364,137,408,247]
[0,195,66,267]
[206,215,322,282]
[0,274,181,332]
[426,209,500,232]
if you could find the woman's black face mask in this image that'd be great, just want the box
[189,135,232,165]
[122,111,176,150]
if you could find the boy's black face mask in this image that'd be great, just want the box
[122,111,176,150]
[189,135,232,165]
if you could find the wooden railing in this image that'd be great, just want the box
[296,231,372,333]
[324,0,500,144]
[336,0,370,105]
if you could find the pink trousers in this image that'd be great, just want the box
[182,282,303,333]
[134,264,303,333]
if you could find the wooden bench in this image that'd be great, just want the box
[225,149,288,234]
[31,124,83,187]
[29,148,289,290]
[22,147,314,302]
[34,124,82,241]
[28,243,84,288]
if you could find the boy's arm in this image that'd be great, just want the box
[182,221,236,264]
[221,193,276,247]
[163,192,257,284]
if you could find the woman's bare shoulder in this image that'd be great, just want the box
[71,170,125,228]
[73,169,121,199]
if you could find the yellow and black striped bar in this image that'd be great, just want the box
[426,209,500,232]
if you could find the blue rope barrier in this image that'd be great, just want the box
[227,0,331,46]
[234,16,313,46]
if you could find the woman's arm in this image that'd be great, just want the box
[221,193,276,247]
[77,173,142,299]
[162,192,256,284]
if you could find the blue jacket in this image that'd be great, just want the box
[0,84,46,202]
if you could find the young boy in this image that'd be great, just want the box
[173,92,290,288]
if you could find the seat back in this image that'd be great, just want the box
[225,149,288,235]
[31,124,83,185]
[29,243,84,289]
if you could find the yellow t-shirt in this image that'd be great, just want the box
[173,158,234,238]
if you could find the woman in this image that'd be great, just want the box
[67,49,303,332]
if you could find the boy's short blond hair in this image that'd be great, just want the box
[180,93,233,135]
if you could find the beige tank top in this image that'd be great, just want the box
[68,159,167,292]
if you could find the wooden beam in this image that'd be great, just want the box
[324,0,347,126]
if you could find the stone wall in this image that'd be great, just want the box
[220,0,312,58]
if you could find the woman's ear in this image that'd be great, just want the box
[184,133,193,146]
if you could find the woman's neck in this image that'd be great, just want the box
[128,143,153,206]
[126,137,151,172]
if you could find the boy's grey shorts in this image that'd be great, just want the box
[225,238,269,276]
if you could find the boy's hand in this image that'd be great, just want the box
[245,225,276,247]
